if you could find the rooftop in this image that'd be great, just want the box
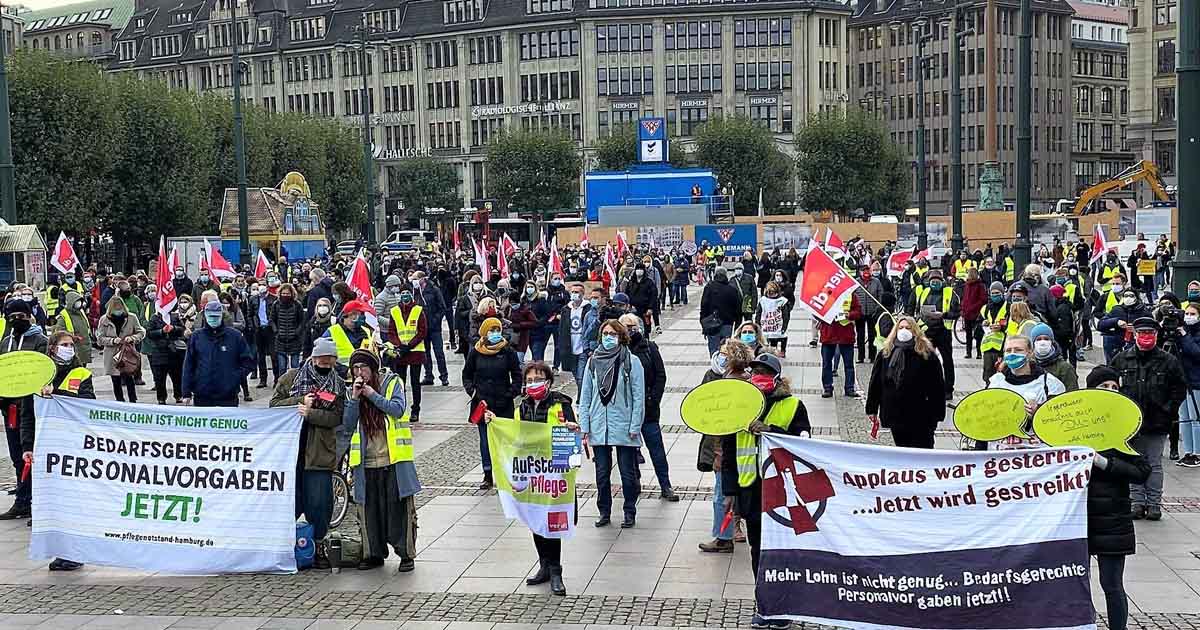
[22,0,134,33]
[1068,0,1127,24]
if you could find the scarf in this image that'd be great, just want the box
[290,359,347,399]
[886,339,913,385]
[474,320,508,356]
[590,342,627,405]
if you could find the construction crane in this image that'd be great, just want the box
[1058,160,1174,216]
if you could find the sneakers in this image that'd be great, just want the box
[751,614,791,629]
[733,520,747,543]
[698,539,734,553]
[661,488,680,502]
[1147,506,1163,521]
[1179,454,1200,468]
[397,557,416,573]
[821,391,833,398]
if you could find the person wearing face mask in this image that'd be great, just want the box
[1110,318,1188,520]
[96,296,145,403]
[191,270,215,304]
[1098,289,1151,363]
[181,301,255,407]
[853,265,888,363]
[625,264,659,331]
[144,293,188,405]
[560,284,599,396]
[410,271,449,387]
[697,340,754,553]
[979,281,1012,380]
[980,335,1067,450]
[302,297,335,358]
[579,320,645,528]
[732,262,759,327]
[1174,304,1200,468]
[0,301,47,521]
[1028,322,1079,391]
[957,268,986,360]
[1046,284,1078,366]
[619,314,676,502]
[463,317,522,490]
[700,267,742,355]
[722,353,810,628]
[865,316,945,448]
[269,283,307,380]
[528,281,558,365]
[671,252,692,307]
[735,322,767,356]
[271,338,349,570]
[322,300,375,367]
[905,269,959,401]
[374,275,405,329]
[385,287,429,423]
[53,290,93,366]
[339,347,420,573]
[248,281,278,388]
[755,281,790,356]
[1098,251,1126,294]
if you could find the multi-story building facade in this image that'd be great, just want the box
[20,0,134,61]
[1127,0,1177,192]
[1069,0,1133,194]
[2,6,23,55]
[107,0,851,229]
[849,0,1074,215]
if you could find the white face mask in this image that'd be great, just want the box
[54,345,75,363]
[896,328,914,343]
[317,305,331,316]
[1122,296,1137,307]
[1033,339,1054,357]
[1110,284,1123,293]
[1187,314,1199,326]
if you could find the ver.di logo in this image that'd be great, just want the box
[762,447,835,535]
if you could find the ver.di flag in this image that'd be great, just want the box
[799,246,861,324]
[487,417,577,539]
[50,232,79,275]
[755,434,1095,630]
[31,396,302,574]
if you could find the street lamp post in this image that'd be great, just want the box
[1174,0,1199,296]
[943,4,974,255]
[1012,0,1032,269]
[0,11,16,226]
[892,19,935,251]
[339,25,382,245]
[230,6,251,266]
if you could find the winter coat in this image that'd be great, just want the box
[1177,323,1200,388]
[960,279,987,322]
[1038,356,1079,392]
[1110,346,1188,435]
[462,345,522,416]
[96,313,146,377]
[269,298,307,354]
[305,277,334,314]
[247,293,277,332]
[865,345,946,430]
[144,311,187,368]
[271,364,348,471]
[1049,297,1075,348]
[530,297,558,342]
[54,290,93,364]
[1087,450,1151,555]
[818,293,862,346]
[172,277,194,303]
[856,277,887,318]
[301,314,333,358]
[628,332,667,424]
[181,323,255,402]
[720,383,811,514]
[735,273,758,315]
[191,279,218,304]
[1098,303,1152,340]
[1025,280,1057,323]
[341,371,420,501]
[420,282,448,326]
[508,304,538,352]
[626,275,658,315]
[578,350,645,447]
[700,277,742,328]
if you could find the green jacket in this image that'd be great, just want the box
[54,290,93,365]
[270,366,347,471]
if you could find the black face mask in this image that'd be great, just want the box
[313,365,333,376]
[119,290,131,298]
[8,318,30,335]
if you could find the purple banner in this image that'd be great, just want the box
[757,539,1094,629]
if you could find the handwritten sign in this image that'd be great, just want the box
[1137,259,1157,276]
[0,351,56,398]
[952,388,1028,442]
[680,379,766,436]
[1032,389,1142,454]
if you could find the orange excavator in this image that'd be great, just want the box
[1060,160,1174,216]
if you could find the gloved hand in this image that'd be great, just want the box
[1093,452,1109,470]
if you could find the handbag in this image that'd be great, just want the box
[114,341,141,376]
[701,312,724,336]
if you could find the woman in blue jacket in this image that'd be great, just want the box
[579,319,645,529]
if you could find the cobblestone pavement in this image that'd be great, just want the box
[3,288,1200,630]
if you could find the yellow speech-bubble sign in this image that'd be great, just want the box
[0,351,56,398]
[1033,389,1142,455]
[953,388,1029,442]
[680,379,766,436]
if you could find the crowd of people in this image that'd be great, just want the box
[0,228,1187,630]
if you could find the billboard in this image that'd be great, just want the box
[694,224,756,255]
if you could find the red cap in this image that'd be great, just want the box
[341,299,372,316]
[1049,284,1065,299]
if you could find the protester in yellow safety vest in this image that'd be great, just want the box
[322,299,375,366]
[1052,267,1084,311]
[386,287,428,422]
[909,259,931,289]
[342,347,421,574]
[951,253,978,282]
[483,361,579,595]
[907,269,960,400]
[1001,254,1016,282]
[720,353,810,628]
[53,290,93,365]
[33,330,93,572]
[58,271,85,311]
[1098,273,1127,316]
[1099,251,1125,292]
[979,281,1009,381]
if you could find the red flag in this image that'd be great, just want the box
[580,224,590,248]
[154,236,177,318]
[500,233,518,259]
[202,238,237,279]
[615,230,630,259]
[346,252,374,302]
[497,243,511,279]
[799,246,862,324]
[604,243,618,297]
[1091,223,1109,264]
[824,229,848,259]
[549,237,565,278]
[253,249,270,279]
[453,226,462,256]
[538,229,548,253]
[50,231,79,274]
[885,249,914,277]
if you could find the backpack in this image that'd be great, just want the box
[294,522,316,569]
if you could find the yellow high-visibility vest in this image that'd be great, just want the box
[980,303,1008,353]
[389,305,426,352]
[58,367,92,395]
[1003,257,1016,282]
[43,287,59,313]
[952,259,978,280]
[836,295,854,326]
[515,401,566,426]
[736,397,800,487]
[914,285,954,330]
[1101,265,1121,291]
[327,324,371,365]
[348,377,413,467]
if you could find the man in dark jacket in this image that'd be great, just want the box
[248,286,277,387]
[906,269,961,400]
[559,285,598,394]
[1110,317,1188,521]
[1098,289,1153,363]
[182,302,255,407]
[0,300,47,520]
[625,264,658,325]
[621,314,676,501]
[304,269,334,314]
[171,267,194,304]
[415,271,449,386]
[700,267,741,354]
[1047,284,1076,364]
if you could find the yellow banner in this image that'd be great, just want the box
[1032,389,1141,455]
[0,351,56,398]
[953,388,1028,442]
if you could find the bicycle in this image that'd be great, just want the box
[329,452,354,529]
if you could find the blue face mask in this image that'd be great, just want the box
[740,333,757,344]
[929,281,943,290]
[1055,276,1068,285]
[1189,290,1200,300]
[354,315,366,328]
[205,314,223,328]
[487,330,503,344]
[589,298,600,309]
[601,334,618,350]
[990,294,1004,304]
[1003,352,1028,371]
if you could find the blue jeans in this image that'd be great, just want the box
[821,343,856,394]
[423,324,449,383]
[706,324,733,355]
[1130,432,1166,508]
[296,469,333,540]
[1181,390,1200,455]
[572,353,590,398]
[478,421,492,472]
[530,335,550,363]
[548,327,562,369]
[593,445,640,519]
[640,422,672,491]
[712,471,733,540]
[274,352,301,375]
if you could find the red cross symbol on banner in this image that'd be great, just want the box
[762,447,835,535]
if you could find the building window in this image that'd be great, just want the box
[260,59,274,84]
[1157,87,1176,122]
[1076,86,1092,114]
[520,29,578,60]
[520,70,582,100]
[424,40,458,68]
[288,17,325,42]
[1099,88,1112,115]
[365,9,400,31]
[425,80,460,109]
[1157,140,1176,176]
[595,23,652,53]
[443,0,482,24]
[665,20,721,50]
[527,0,571,13]
[679,103,708,136]
[382,45,414,73]
[118,39,135,60]
[1158,39,1176,74]
[469,35,503,64]
[1156,0,1177,25]
[1101,124,1113,151]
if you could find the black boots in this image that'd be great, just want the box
[479,471,494,491]
[528,560,567,595]
[527,560,551,585]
